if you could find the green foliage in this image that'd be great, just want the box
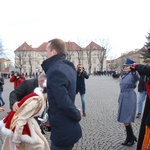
[141,32,150,59]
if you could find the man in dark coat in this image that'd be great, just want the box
[76,64,89,117]
[131,61,150,150]
[41,38,82,150]
[9,72,47,134]
[9,72,46,111]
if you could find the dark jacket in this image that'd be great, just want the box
[76,71,89,95]
[138,74,147,92]
[9,78,38,109]
[135,64,150,150]
[41,53,82,147]
[0,77,4,92]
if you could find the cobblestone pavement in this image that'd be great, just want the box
[0,76,142,150]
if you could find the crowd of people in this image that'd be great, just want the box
[0,38,150,149]
[0,38,89,150]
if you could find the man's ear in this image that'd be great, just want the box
[52,49,57,55]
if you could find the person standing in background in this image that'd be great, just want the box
[21,73,26,81]
[136,74,147,118]
[9,71,24,89]
[41,38,82,150]
[76,64,89,117]
[0,74,5,106]
[136,59,150,119]
[117,58,139,146]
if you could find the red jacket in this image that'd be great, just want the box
[9,76,24,89]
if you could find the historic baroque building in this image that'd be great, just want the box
[106,48,145,73]
[14,41,107,75]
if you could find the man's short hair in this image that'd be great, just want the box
[48,38,67,53]
[38,72,46,80]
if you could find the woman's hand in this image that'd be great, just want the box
[131,63,139,69]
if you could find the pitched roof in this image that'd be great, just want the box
[36,42,48,51]
[0,58,11,61]
[15,42,34,52]
[15,41,103,52]
[84,41,102,50]
[65,42,81,51]
[118,49,142,59]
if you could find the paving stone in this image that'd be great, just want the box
[0,76,141,149]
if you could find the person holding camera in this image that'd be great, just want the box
[9,71,24,89]
[76,64,89,117]
[0,74,5,106]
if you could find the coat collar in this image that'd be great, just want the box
[41,53,66,72]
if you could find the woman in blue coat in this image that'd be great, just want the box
[117,59,139,146]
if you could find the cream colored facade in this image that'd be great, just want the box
[15,50,107,74]
[0,58,13,73]
[106,48,145,72]
[67,50,106,72]
[15,50,45,74]
[14,42,107,75]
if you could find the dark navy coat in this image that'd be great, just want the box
[0,77,4,92]
[76,71,89,95]
[41,53,82,147]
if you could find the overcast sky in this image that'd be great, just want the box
[0,0,150,59]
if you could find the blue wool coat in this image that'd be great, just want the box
[117,71,139,123]
[41,53,82,147]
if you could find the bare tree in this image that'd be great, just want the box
[97,47,105,71]
[85,42,96,74]
[66,41,74,61]
[28,54,33,77]
[66,51,74,61]
[38,51,46,61]
[76,47,83,64]
[75,40,83,64]
[96,38,111,71]
[39,52,46,61]
[14,47,27,74]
